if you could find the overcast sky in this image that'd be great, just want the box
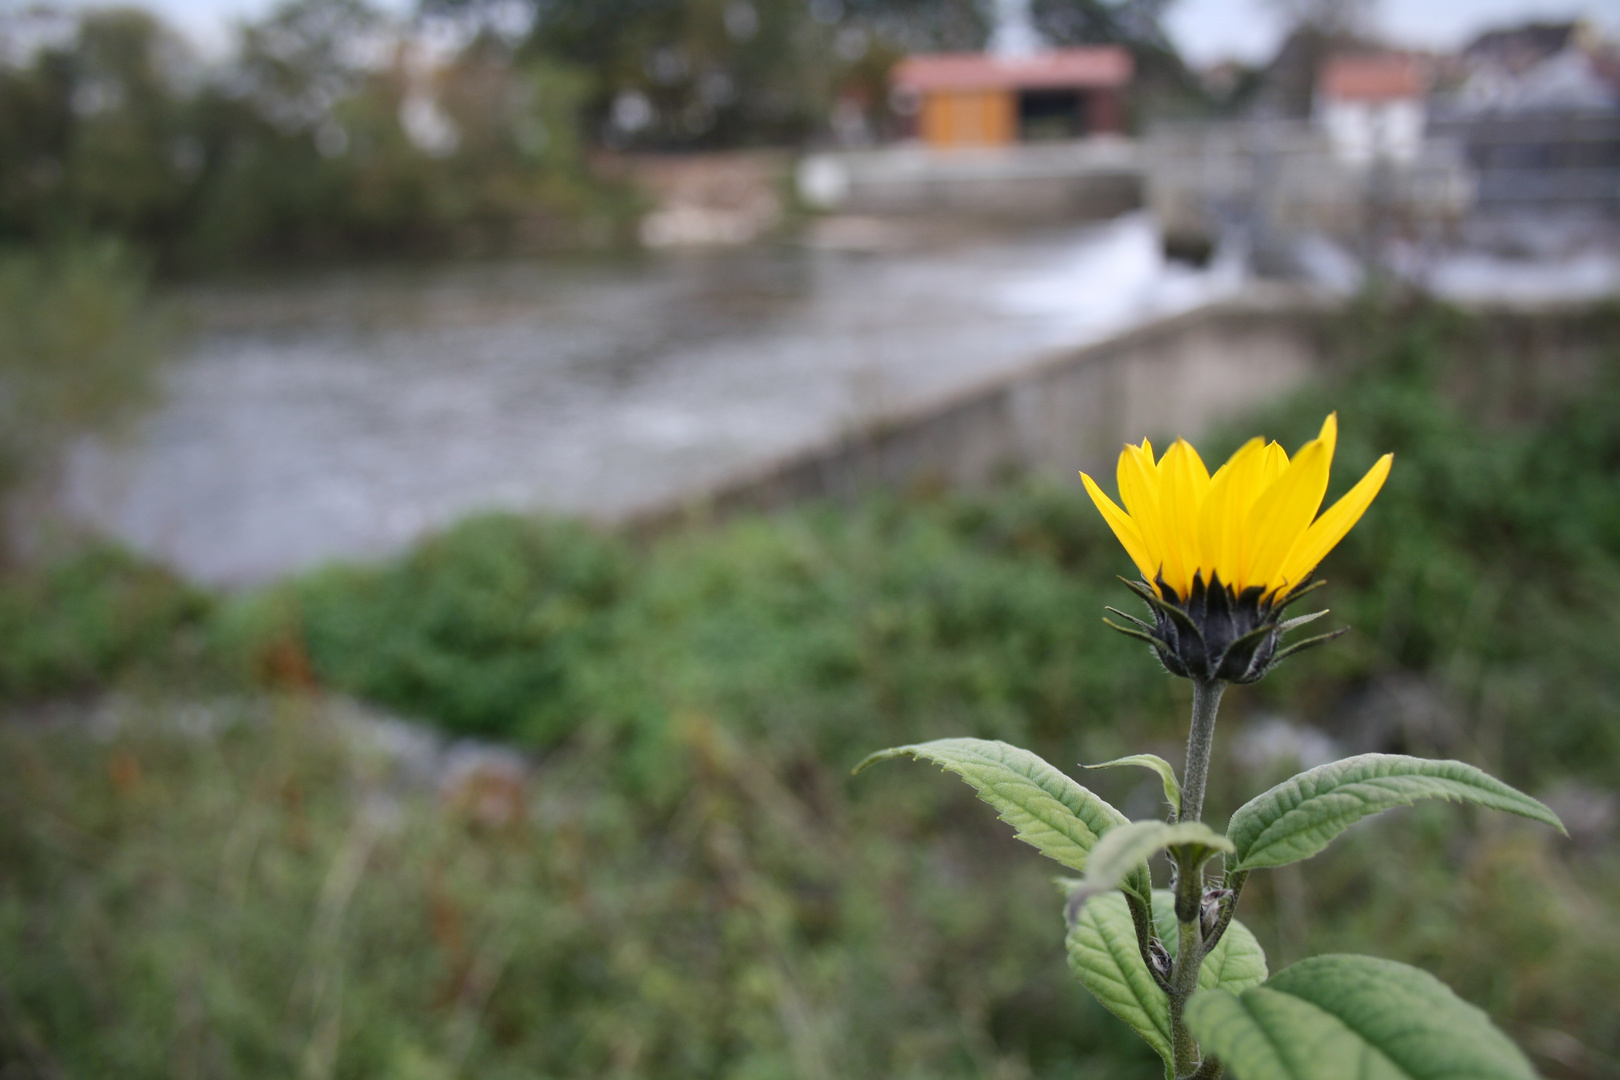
[25,0,1620,65]
[1166,0,1620,66]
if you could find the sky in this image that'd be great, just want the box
[1165,0,1620,67]
[25,0,1620,64]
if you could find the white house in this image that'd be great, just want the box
[1315,54,1429,167]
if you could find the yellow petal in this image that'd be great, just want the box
[1118,443,1167,583]
[1081,472,1157,581]
[1245,416,1337,591]
[1274,453,1393,589]
[1198,437,1265,587]
[1317,413,1338,460]
[1259,440,1290,487]
[1157,439,1210,598]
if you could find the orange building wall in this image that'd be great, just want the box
[919,90,1016,148]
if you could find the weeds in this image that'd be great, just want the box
[1,300,1618,1076]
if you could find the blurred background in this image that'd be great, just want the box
[1,0,1618,1077]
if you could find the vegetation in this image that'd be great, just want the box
[858,400,1559,1075]
[0,240,170,555]
[211,301,1620,791]
[1,302,1618,1077]
[0,0,1215,271]
[0,2,627,269]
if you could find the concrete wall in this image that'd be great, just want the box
[797,140,1142,223]
[632,292,1619,532]
[633,288,1334,528]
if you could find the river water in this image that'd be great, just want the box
[65,213,1241,585]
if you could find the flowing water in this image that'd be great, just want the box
[65,213,1241,585]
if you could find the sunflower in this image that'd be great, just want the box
[1081,414,1393,683]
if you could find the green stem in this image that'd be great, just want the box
[1168,899,1204,1077]
[1178,680,1225,825]
[1169,678,1225,1079]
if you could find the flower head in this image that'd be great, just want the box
[1081,414,1392,683]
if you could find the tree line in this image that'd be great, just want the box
[0,0,1201,269]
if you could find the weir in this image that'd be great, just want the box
[632,292,1619,531]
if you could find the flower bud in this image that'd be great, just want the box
[1199,887,1232,939]
[1107,573,1344,685]
[1082,418,1392,684]
[1148,939,1173,982]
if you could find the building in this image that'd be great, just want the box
[890,47,1132,150]
[1314,53,1430,166]
[1430,21,1620,216]
[1449,20,1618,114]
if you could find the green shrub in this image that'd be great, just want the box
[1224,300,1620,783]
[0,541,209,698]
[276,515,632,742]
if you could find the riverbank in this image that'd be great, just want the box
[61,214,1246,585]
[58,219,1620,587]
[5,297,1620,1079]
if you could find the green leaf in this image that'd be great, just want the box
[1072,820,1233,904]
[1066,890,1266,1071]
[1227,753,1566,871]
[1186,953,1537,1080]
[1084,754,1182,815]
[855,738,1130,876]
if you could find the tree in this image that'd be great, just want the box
[426,0,986,148]
[0,7,199,246]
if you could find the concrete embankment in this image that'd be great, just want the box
[633,291,1619,529]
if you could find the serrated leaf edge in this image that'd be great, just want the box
[1228,753,1566,871]
[855,738,1132,877]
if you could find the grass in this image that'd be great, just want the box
[2,298,1619,1078]
[0,696,1162,1080]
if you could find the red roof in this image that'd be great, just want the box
[893,47,1133,93]
[1318,54,1428,102]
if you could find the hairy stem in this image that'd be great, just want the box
[1169,679,1225,1079]
[1168,894,1204,1077]
[1178,680,1225,825]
